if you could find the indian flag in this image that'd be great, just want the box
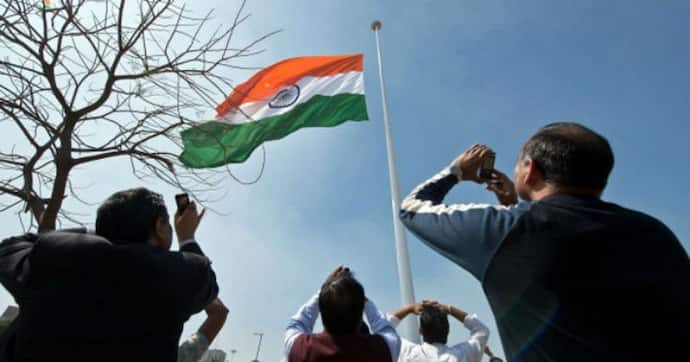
[179,54,367,168]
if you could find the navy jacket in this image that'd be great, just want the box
[400,167,690,362]
[0,230,218,362]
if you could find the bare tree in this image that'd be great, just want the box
[0,0,276,232]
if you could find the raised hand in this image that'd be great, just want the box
[450,144,495,183]
[485,169,518,206]
[175,201,206,242]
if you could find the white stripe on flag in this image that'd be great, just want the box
[218,71,364,125]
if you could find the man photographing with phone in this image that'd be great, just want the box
[399,122,690,362]
[0,187,218,361]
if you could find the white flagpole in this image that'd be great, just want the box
[371,20,420,343]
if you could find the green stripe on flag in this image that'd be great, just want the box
[179,93,368,168]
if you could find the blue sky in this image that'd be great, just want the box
[1,1,689,361]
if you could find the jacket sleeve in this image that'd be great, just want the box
[176,250,219,316]
[180,241,205,256]
[0,233,38,297]
[399,167,530,280]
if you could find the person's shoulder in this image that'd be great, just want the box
[38,230,110,244]
[603,201,676,234]
[2,232,38,244]
[0,233,39,255]
[286,332,315,359]
[176,243,213,268]
[366,333,396,350]
[533,195,675,233]
[447,340,485,361]
[33,231,113,259]
[363,334,396,359]
[117,244,211,275]
[397,337,421,352]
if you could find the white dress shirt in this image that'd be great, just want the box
[387,314,489,362]
[284,293,401,362]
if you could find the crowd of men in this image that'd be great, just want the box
[0,122,688,362]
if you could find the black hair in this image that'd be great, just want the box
[95,188,168,245]
[318,274,365,336]
[420,305,449,344]
[522,122,614,191]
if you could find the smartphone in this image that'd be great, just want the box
[478,153,495,179]
[175,193,190,214]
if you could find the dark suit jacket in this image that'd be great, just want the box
[0,231,218,362]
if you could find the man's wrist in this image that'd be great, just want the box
[450,305,468,322]
[178,238,197,247]
[177,232,196,242]
[449,165,463,183]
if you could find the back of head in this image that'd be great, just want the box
[420,306,449,344]
[318,273,365,336]
[522,122,614,191]
[95,188,167,245]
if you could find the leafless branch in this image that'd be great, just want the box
[0,0,275,231]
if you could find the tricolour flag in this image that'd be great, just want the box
[179,54,367,168]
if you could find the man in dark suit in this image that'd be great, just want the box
[0,188,218,362]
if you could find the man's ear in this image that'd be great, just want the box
[153,217,164,238]
[150,217,168,245]
[523,157,543,186]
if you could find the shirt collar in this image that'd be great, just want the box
[421,342,447,355]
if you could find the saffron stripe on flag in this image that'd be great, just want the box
[216,55,363,117]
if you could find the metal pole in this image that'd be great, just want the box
[371,20,420,343]
[252,332,263,362]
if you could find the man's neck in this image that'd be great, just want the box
[146,238,168,251]
[422,339,446,347]
[530,184,601,201]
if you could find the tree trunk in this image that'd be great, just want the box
[37,164,70,233]
[38,124,75,233]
